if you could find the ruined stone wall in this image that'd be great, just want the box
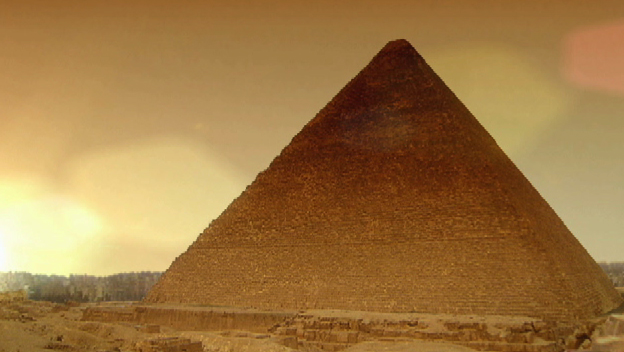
[272,311,590,352]
[82,306,294,333]
[81,305,606,352]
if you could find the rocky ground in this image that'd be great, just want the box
[1,298,623,352]
[0,300,485,352]
[0,300,156,352]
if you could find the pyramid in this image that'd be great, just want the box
[145,39,622,320]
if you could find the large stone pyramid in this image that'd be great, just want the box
[145,39,622,320]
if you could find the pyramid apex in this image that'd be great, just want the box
[382,39,415,51]
[372,39,422,62]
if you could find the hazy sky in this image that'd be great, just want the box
[1,0,623,275]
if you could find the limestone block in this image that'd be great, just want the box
[580,338,592,350]
[303,330,317,341]
[603,314,624,336]
[276,336,298,350]
[524,331,535,344]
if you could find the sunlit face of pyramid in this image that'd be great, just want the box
[145,39,622,321]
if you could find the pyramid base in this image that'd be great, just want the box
[82,303,611,352]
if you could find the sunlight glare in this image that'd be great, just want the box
[0,229,8,271]
[0,177,104,274]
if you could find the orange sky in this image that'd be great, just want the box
[1,0,623,275]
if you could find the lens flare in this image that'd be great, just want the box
[563,20,624,97]
[0,176,103,274]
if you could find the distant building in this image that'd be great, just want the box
[598,262,624,287]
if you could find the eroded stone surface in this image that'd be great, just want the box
[80,304,618,352]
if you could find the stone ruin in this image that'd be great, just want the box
[144,39,622,321]
[136,337,202,352]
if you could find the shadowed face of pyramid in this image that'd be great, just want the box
[146,40,622,320]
